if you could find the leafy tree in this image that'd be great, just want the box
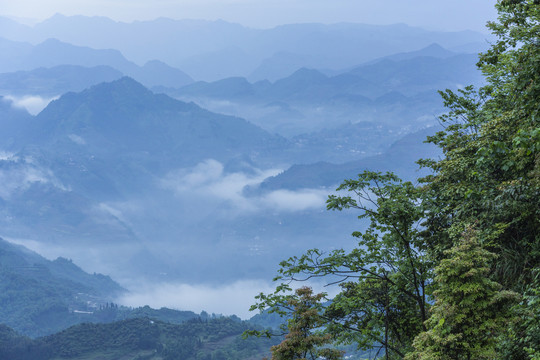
[406,227,518,360]
[418,0,539,290]
[410,1,540,357]
[499,269,540,359]
[265,287,343,360]
[251,172,432,358]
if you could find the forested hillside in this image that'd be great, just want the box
[0,317,278,360]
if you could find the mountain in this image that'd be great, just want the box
[364,43,456,64]
[133,60,193,88]
[1,15,492,81]
[0,38,193,89]
[0,324,43,360]
[0,37,136,74]
[0,77,304,283]
[1,76,289,223]
[0,237,124,337]
[28,77,288,172]
[167,52,480,143]
[176,52,482,103]
[257,126,442,192]
[343,53,483,95]
[248,51,319,82]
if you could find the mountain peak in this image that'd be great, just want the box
[72,76,155,103]
[290,67,327,78]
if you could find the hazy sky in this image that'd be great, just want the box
[2,0,498,32]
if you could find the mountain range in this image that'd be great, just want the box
[0,15,489,323]
[0,37,193,89]
[1,14,492,81]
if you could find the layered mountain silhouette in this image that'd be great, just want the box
[8,77,289,196]
[0,32,486,288]
[1,14,492,81]
[174,47,482,103]
[0,38,193,89]
[258,126,441,192]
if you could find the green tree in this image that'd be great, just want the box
[412,1,540,357]
[266,287,343,360]
[252,172,431,358]
[406,227,518,360]
[418,0,539,290]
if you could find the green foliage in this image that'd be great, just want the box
[266,287,343,360]
[498,269,540,359]
[407,228,519,359]
[418,0,540,291]
[0,237,127,337]
[1,316,279,360]
[251,1,539,359]
[251,171,431,358]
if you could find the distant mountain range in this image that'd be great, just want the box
[174,45,482,102]
[0,76,442,285]
[0,14,492,81]
[0,37,193,89]
[257,126,441,192]
[162,44,482,149]
[0,17,488,306]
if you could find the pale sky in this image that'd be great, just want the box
[1,0,498,32]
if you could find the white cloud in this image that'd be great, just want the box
[117,277,343,319]
[68,134,86,145]
[0,151,18,161]
[0,157,68,199]
[0,166,48,198]
[261,189,327,212]
[4,95,59,115]
[161,159,327,213]
[117,279,276,319]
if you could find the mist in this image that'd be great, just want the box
[117,280,276,319]
[2,0,496,33]
[4,94,58,115]
[0,4,491,325]
[161,159,327,213]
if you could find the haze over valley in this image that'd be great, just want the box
[0,0,494,333]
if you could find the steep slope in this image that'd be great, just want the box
[0,237,124,337]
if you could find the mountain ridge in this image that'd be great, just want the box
[1,14,492,81]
